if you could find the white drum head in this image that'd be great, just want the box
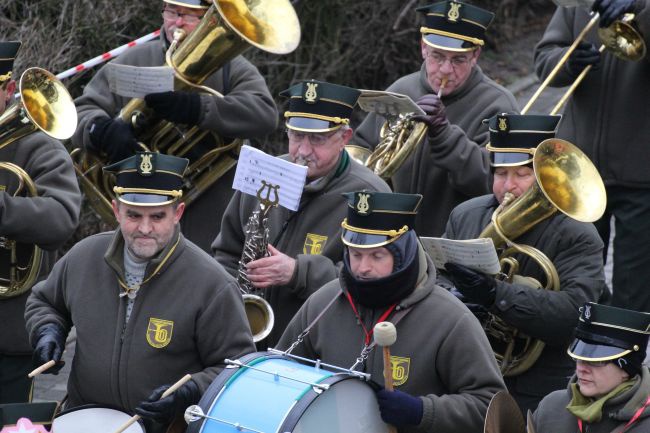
[52,407,144,433]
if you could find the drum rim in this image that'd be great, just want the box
[54,403,137,417]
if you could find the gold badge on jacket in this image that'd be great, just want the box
[303,233,328,255]
[146,318,174,348]
[390,356,411,386]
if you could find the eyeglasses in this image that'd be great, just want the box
[286,129,340,146]
[162,8,204,25]
[574,358,611,368]
[424,50,472,68]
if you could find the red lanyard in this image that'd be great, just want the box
[577,395,650,433]
[344,291,396,346]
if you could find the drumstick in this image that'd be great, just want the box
[373,322,397,391]
[114,374,192,433]
[437,76,448,99]
[28,360,56,378]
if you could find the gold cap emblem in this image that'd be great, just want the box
[356,192,370,215]
[138,152,154,176]
[304,82,319,103]
[447,2,461,23]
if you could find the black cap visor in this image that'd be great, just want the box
[342,228,400,248]
[490,151,534,167]
[422,34,477,52]
[568,338,631,362]
[118,193,177,206]
[286,116,340,133]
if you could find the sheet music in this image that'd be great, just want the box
[420,237,501,275]
[107,64,174,98]
[232,145,308,211]
[357,89,425,116]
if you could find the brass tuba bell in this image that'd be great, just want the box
[0,67,77,298]
[75,0,301,225]
[478,138,606,376]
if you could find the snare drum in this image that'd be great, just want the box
[52,405,144,433]
[186,351,388,433]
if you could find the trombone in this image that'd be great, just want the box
[522,12,645,114]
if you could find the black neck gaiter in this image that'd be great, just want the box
[342,239,420,309]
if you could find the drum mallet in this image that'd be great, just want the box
[114,373,192,433]
[373,321,397,391]
[374,322,398,433]
[28,360,56,378]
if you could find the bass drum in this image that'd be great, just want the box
[186,351,389,433]
[52,405,144,433]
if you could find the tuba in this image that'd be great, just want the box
[74,0,301,225]
[478,138,606,376]
[0,67,77,298]
[236,181,278,343]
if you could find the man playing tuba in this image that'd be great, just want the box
[440,113,606,416]
[352,0,518,237]
[0,41,81,404]
[71,0,278,252]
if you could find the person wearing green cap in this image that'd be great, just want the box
[535,0,650,318]
[353,0,518,238]
[213,80,390,347]
[0,41,81,404]
[441,113,606,416]
[278,191,505,433]
[25,152,254,433]
[71,0,278,253]
[532,302,650,433]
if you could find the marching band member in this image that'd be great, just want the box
[534,0,650,315]
[71,0,278,252]
[278,191,505,433]
[441,113,606,415]
[353,0,518,237]
[0,41,81,404]
[213,80,390,347]
[532,302,650,433]
[25,152,254,433]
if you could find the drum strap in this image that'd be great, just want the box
[282,291,341,355]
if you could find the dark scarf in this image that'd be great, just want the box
[341,232,420,308]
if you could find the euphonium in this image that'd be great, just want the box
[0,67,77,298]
[236,181,278,343]
[479,138,606,376]
[76,0,301,224]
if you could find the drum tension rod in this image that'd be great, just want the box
[184,405,264,433]
[225,359,331,391]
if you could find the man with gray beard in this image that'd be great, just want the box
[213,80,390,347]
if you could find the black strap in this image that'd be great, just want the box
[222,61,231,96]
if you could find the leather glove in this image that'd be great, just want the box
[88,117,138,163]
[450,287,490,320]
[566,42,601,77]
[376,388,423,427]
[144,91,201,125]
[32,323,66,375]
[593,0,636,28]
[445,262,497,308]
[412,94,449,134]
[134,379,201,424]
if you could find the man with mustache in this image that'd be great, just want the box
[213,80,390,347]
[353,1,518,237]
[25,152,254,433]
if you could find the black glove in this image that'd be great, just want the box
[88,117,138,163]
[144,91,201,125]
[449,287,490,320]
[376,388,423,427]
[134,379,201,424]
[32,323,67,375]
[445,262,497,308]
[593,0,636,28]
[412,94,449,133]
[566,42,601,77]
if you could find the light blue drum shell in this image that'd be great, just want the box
[187,351,388,433]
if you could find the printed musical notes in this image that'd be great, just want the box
[420,237,501,275]
[232,145,308,211]
[107,64,174,98]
